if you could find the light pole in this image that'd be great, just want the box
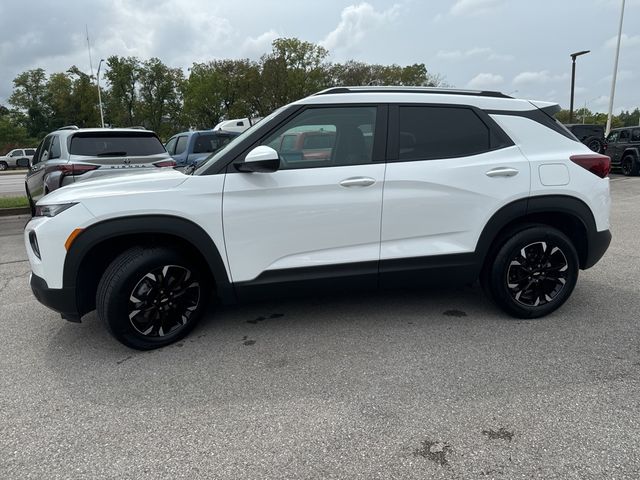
[96,58,105,128]
[569,50,590,123]
[605,0,626,137]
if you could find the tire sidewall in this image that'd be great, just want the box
[489,227,579,319]
[99,248,208,349]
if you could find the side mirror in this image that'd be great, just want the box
[235,145,280,173]
[16,158,29,168]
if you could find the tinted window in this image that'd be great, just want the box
[398,106,490,161]
[10,150,23,157]
[261,107,376,169]
[37,136,53,164]
[25,149,36,156]
[49,136,61,159]
[632,129,640,142]
[193,133,233,154]
[619,130,630,141]
[165,137,177,155]
[69,132,165,156]
[174,136,188,155]
[607,131,619,143]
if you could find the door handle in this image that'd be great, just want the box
[339,177,376,187]
[486,167,519,177]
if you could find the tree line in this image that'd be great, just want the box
[0,37,442,153]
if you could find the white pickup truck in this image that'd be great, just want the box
[0,148,37,170]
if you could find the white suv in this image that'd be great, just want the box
[25,87,612,349]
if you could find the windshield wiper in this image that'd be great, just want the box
[96,151,128,157]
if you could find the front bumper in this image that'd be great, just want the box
[30,273,81,322]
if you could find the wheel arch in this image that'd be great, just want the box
[622,147,640,159]
[64,215,234,317]
[476,195,598,272]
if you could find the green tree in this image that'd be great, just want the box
[66,66,100,128]
[8,68,50,137]
[137,58,185,137]
[258,38,331,114]
[103,56,140,127]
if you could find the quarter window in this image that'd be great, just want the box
[398,106,491,161]
[261,106,376,169]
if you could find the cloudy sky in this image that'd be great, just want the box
[0,0,638,114]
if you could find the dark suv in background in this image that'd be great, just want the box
[565,124,605,154]
[605,126,640,176]
[165,130,239,168]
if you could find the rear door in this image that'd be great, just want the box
[222,105,387,293]
[26,137,51,201]
[380,104,529,286]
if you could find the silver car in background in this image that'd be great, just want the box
[0,148,37,170]
[24,126,175,212]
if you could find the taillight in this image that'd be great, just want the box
[570,154,611,178]
[45,164,99,186]
[153,160,176,168]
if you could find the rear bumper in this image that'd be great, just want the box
[584,229,612,269]
[30,273,81,322]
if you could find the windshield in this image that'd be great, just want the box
[193,106,287,175]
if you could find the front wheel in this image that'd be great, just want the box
[0,161,7,171]
[484,226,579,318]
[96,247,209,349]
[621,154,639,176]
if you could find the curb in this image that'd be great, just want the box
[0,170,28,176]
[0,207,30,217]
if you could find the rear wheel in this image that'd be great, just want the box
[96,247,209,349]
[621,154,639,176]
[484,226,579,318]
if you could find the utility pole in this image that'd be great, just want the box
[606,0,626,137]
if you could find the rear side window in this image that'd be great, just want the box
[25,149,36,155]
[398,106,491,161]
[69,132,165,156]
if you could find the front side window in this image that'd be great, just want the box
[174,136,188,155]
[398,106,491,161]
[261,106,376,169]
[619,130,630,141]
[10,150,23,157]
[37,136,53,164]
[607,131,619,143]
[165,137,177,155]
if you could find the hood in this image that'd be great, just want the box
[39,168,188,204]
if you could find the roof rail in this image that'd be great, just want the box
[56,125,80,131]
[314,86,513,99]
[128,126,148,130]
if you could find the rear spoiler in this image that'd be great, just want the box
[528,100,560,117]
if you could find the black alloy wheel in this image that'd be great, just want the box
[484,225,579,318]
[586,138,603,154]
[506,241,568,307]
[97,247,209,349]
[128,264,201,337]
[621,155,639,176]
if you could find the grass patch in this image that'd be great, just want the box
[0,196,29,209]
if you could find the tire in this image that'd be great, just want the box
[585,137,603,154]
[621,154,639,176]
[25,186,35,217]
[484,226,579,319]
[96,247,209,349]
[0,161,7,171]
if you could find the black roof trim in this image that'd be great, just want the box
[314,86,513,99]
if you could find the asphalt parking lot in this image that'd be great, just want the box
[1,176,639,479]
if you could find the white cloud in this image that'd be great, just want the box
[437,47,513,61]
[320,2,401,52]
[604,33,640,49]
[467,73,504,89]
[241,30,279,58]
[513,70,568,85]
[450,0,504,16]
[598,70,635,84]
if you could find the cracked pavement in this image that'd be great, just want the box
[1,177,640,479]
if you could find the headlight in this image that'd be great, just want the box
[34,202,78,217]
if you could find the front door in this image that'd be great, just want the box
[222,105,386,296]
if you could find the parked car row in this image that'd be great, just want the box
[605,126,640,176]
